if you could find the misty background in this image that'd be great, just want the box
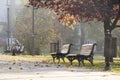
[0,0,120,56]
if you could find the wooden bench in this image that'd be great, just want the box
[15,45,24,54]
[66,43,97,66]
[50,44,72,63]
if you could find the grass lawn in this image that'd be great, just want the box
[0,54,120,73]
[63,55,120,73]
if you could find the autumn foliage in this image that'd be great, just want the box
[29,0,119,29]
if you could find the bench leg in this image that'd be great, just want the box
[67,57,74,65]
[53,57,55,63]
[56,55,65,64]
[57,57,60,64]
[81,60,85,66]
[51,55,56,63]
[69,58,73,65]
[52,56,55,63]
[57,57,65,64]
[77,58,81,66]
[54,54,60,64]
[89,57,94,66]
[69,59,73,65]
[62,57,65,63]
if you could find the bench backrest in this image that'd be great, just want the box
[20,46,24,52]
[80,43,96,56]
[61,44,72,54]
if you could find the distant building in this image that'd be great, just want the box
[0,0,20,23]
[0,0,7,23]
[0,0,16,39]
[0,0,20,52]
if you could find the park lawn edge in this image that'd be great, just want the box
[0,55,120,73]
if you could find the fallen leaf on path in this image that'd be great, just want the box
[102,75,108,77]
[40,74,44,78]
[11,60,16,65]
[34,62,40,67]
[56,64,61,68]
[70,70,77,72]
[12,62,16,65]
[34,64,38,67]
[9,67,12,70]
[36,73,40,75]
[16,70,20,73]
[20,67,23,70]
[41,65,44,67]
[45,64,50,67]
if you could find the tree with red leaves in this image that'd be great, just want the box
[29,0,120,70]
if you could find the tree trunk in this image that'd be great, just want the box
[104,17,112,70]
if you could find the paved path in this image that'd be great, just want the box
[0,58,120,80]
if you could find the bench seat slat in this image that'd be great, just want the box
[66,54,77,56]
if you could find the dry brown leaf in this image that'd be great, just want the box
[20,67,23,70]
[9,67,12,70]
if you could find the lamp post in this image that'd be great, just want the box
[7,7,10,48]
[32,6,35,55]
[7,0,11,51]
[25,4,35,55]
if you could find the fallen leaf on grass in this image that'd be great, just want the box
[66,65,72,70]
[41,60,48,64]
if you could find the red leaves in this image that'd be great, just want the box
[29,0,120,28]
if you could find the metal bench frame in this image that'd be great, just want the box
[50,44,72,63]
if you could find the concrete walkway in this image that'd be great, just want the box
[0,58,120,80]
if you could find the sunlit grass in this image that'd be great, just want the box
[59,55,120,73]
[0,54,52,62]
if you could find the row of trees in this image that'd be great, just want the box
[14,2,78,55]
[14,5,59,55]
